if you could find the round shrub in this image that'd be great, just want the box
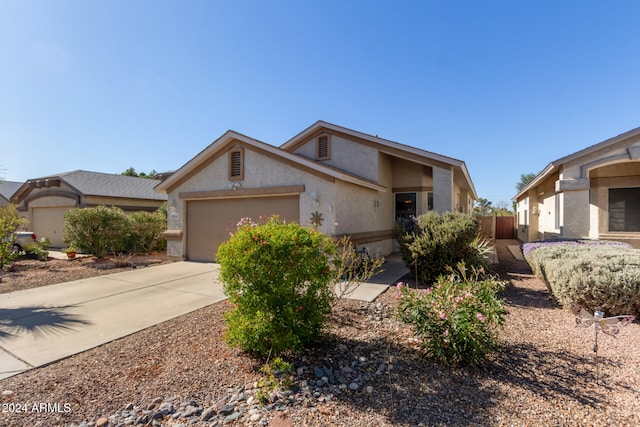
[394,211,485,285]
[217,216,338,357]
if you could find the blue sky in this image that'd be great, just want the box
[2,1,640,206]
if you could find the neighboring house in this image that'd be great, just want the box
[0,181,22,207]
[513,126,640,246]
[11,170,167,247]
[155,120,477,262]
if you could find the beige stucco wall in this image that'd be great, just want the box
[166,145,340,259]
[293,133,380,182]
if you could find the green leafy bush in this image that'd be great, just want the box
[523,240,640,315]
[127,210,166,253]
[395,264,506,366]
[64,206,130,258]
[217,216,338,357]
[0,205,27,268]
[394,212,487,285]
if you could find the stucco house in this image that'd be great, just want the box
[0,181,22,207]
[513,126,640,246]
[11,170,167,247]
[155,121,477,262]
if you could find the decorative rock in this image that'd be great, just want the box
[223,412,242,424]
[271,411,294,427]
[200,406,216,421]
[2,390,14,396]
[218,404,235,416]
[348,382,360,391]
[95,418,109,427]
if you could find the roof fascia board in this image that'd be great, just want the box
[156,130,387,194]
[512,163,557,201]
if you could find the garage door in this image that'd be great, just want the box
[32,207,72,248]
[186,195,300,262]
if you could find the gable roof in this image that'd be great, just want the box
[154,130,388,194]
[281,120,477,199]
[513,126,640,200]
[11,170,167,203]
[0,181,22,202]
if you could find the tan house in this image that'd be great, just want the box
[11,170,167,247]
[155,121,477,262]
[513,127,640,246]
[0,181,22,207]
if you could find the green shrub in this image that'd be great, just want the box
[0,205,26,268]
[27,237,50,261]
[395,264,506,366]
[64,206,130,258]
[217,216,338,357]
[127,210,166,253]
[394,212,487,285]
[256,357,293,404]
[523,240,640,315]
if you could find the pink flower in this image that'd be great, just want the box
[439,312,447,320]
[396,282,404,289]
[444,328,449,337]
[454,296,463,303]
[476,313,487,322]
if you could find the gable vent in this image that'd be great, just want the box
[317,135,330,160]
[229,149,244,180]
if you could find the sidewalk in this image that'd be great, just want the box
[0,256,408,380]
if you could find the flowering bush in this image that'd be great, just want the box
[523,239,640,315]
[395,264,506,366]
[217,216,338,357]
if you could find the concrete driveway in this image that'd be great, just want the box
[0,255,407,381]
[0,262,222,380]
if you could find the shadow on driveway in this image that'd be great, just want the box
[0,306,91,339]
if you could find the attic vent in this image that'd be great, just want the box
[229,148,244,181]
[317,134,331,160]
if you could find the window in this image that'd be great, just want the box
[229,148,244,181]
[427,192,434,211]
[395,193,416,220]
[316,134,331,160]
[609,188,640,231]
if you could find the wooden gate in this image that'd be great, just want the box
[495,216,515,239]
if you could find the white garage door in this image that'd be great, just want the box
[32,207,71,248]
[186,196,299,262]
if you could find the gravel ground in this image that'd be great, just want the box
[0,253,172,294]
[1,240,639,426]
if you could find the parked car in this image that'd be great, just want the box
[9,231,38,251]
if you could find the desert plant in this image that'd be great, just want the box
[333,237,384,302]
[217,216,338,357]
[395,263,506,366]
[64,206,130,258]
[523,240,640,315]
[394,211,485,285]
